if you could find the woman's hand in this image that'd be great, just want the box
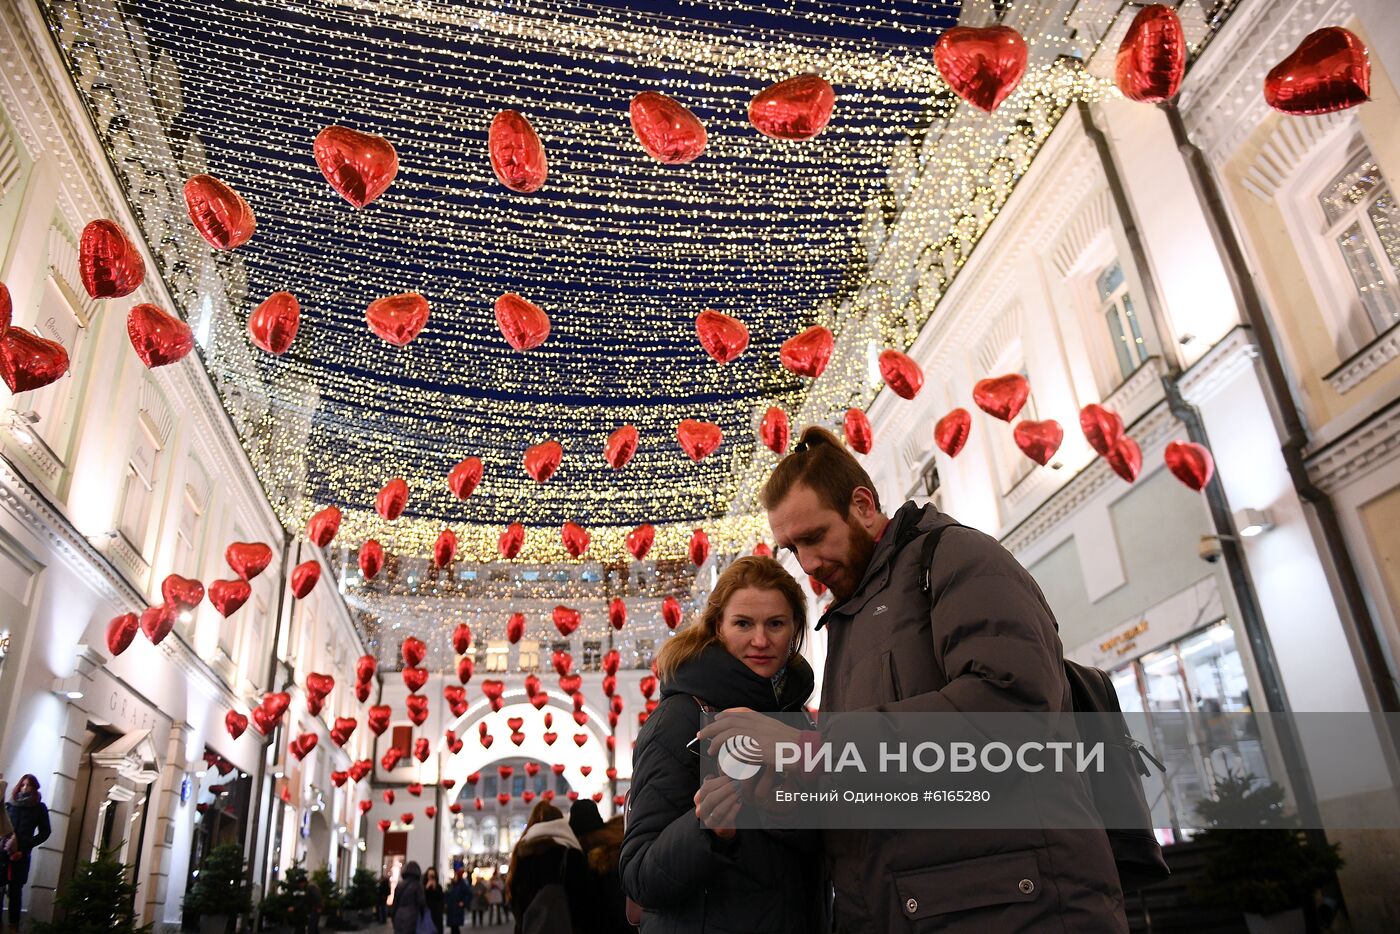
[695,707,802,766]
[693,775,742,839]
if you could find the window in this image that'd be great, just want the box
[12,277,85,461]
[634,638,655,669]
[550,640,571,662]
[1097,261,1148,381]
[582,641,602,672]
[391,726,412,759]
[1317,152,1400,349]
[485,641,509,673]
[517,640,539,672]
[174,457,210,578]
[117,413,164,556]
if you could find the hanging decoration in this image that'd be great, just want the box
[291,560,321,598]
[629,92,707,163]
[1078,404,1124,458]
[779,326,834,378]
[1164,440,1215,491]
[1265,27,1370,115]
[676,420,723,462]
[161,574,204,610]
[688,528,710,566]
[523,441,563,482]
[604,425,639,469]
[376,478,409,521]
[561,522,590,558]
[447,458,483,499]
[626,524,655,560]
[662,597,683,630]
[452,623,472,655]
[1013,419,1063,466]
[247,292,300,355]
[844,408,872,455]
[78,220,145,299]
[506,612,526,643]
[934,409,971,457]
[402,636,427,667]
[314,125,399,208]
[127,304,193,368]
[183,174,256,250]
[553,606,581,636]
[499,522,526,559]
[359,540,384,579]
[1106,436,1143,483]
[224,710,248,740]
[1115,5,1186,103]
[106,612,140,657]
[307,506,342,548]
[749,74,836,140]
[695,310,749,365]
[609,598,627,631]
[0,325,70,394]
[209,579,252,617]
[932,25,1028,113]
[226,541,273,581]
[495,293,552,351]
[759,407,790,455]
[972,374,1029,422]
[488,110,549,193]
[878,349,924,400]
[366,293,430,346]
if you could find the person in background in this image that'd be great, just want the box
[446,868,471,934]
[470,876,488,927]
[506,801,589,933]
[424,866,445,933]
[378,872,391,923]
[570,800,631,934]
[1,774,51,929]
[305,874,323,934]
[486,874,505,925]
[391,861,427,934]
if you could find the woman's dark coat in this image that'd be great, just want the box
[392,861,427,934]
[4,796,51,885]
[508,820,592,934]
[579,817,633,934]
[446,876,471,926]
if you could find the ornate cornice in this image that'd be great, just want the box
[1307,399,1400,493]
[1178,327,1261,405]
[1324,327,1400,397]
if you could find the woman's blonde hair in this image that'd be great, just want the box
[653,556,807,681]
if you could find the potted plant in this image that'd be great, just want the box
[259,862,310,934]
[347,868,380,922]
[184,843,252,934]
[33,849,151,933]
[1190,773,1342,934]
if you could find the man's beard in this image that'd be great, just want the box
[828,518,878,603]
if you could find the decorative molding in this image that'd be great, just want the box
[138,376,176,448]
[0,110,20,195]
[1104,357,1168,428]
[1240,109,1355,202]
[1324,326,1400,396]
[1307,400,1400,493]
[46,216,99,323]
[1178,327,1261,405]
[977,304,1024,374]
[1050,187,1114,277]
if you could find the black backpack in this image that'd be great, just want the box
[917,524,1171,891]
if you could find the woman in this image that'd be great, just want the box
[470,877,487,927]
[619,556,818,933]
[2,774,52,927]
[485,876,504,925]
[571,800,631,934]
[391,861,428,934]
[424,866,445,933]
[506,801,589,933]
[446,868,471,934]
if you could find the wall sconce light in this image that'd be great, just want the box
[1234,508,1274,538]
[51,674,85,700]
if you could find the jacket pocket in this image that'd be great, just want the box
[891,849,1041,920]
[881,651,903,702]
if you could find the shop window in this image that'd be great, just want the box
[581,640,602,672]
[1316,150,1400,354]
[634,638,654,669]
[1096,261,1149,382]
[485,641,509,673]
[517,639,539,672]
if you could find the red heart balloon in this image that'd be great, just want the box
[225,710,248,740]
[1013,419,1064,466]
[524,440,563,482]
[753,542,772,557]
[451,623,472,656]
[481,733,495,749]
[662,596,682,630]
[640,675,659,699]
[306,694,324,718]
[934,408,971,457]
[127,304,193,368]
[973,374,1030,422]
[366,293,429,346]
[552,651,573,677]
[495,292,551,351]
[561,522,590,558]
[106,612,139,656]
[448,736,464,754]
[489,109,548,192]
[626,524,655,560]
[377,819,392,833]
[291,560,321,599]
[759,407,790,455]
[385,789,399,805]
[331,717,356,746]
[314,125,399,208]
[0,326,69,393]
[251,706,279,736]
[402,636,427,668]
[376,477,409,521]
[506,612,526,643]
[749,73,835,140]
[553,605,581,636]
[79,219,145,298]
[140,603,176,645]
[579,765,593,779]
[1115,5,1186,103]
[247,291,299,355]
[161,574,204,610]
[403,667,429,693]
[629,92,707,163]
[482,679,506,700]
[604,425,639,469]
[574,733,589,748]
[413,738,431,763]
[0,282,9,336]
[184,174,256,250]
[226,542,273,581]
[602,677,617,700]
[610,695,624,716]
[1165,440,1214,491]
[603,649,620,675]
[1265,27,1370,115]
[526,674,543,698]
[382,749,403,772]
[359,540,384,580]
[423,805,437,819]
[779,325,834,378]
[844,408,873,454]
[406,695,430,725]
[676,419,722,461]
[933,25,1028,113]
[1107,436,1143,483]
[688,528,710,566]
[1079,404,1124,457]
[879,349,924,400]
[350,760,373,782]
[400,812,414,825]
[331,770,348,787]
[356,679,372,700]
[530,694,548,710]
[609,598,627,631]
[208,579,252,618]
[448,457,483,499]
[356,654,377,683]
[307,506,341,548]
[695,309,749,365]
[367,705,392,735]
[262,691,292,717]
[499,523,526,559]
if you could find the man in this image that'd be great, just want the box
[697,426,1126,932]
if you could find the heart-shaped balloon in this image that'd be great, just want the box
[1115,5,1186,103]
[423,804,438,819]
[933,25,1028,113]
[106,612,140,656]
[367,705,392,735]
[184,175,256,250]
[448,457,483,499]
[610,696,624,716]
[382,749,404,772]
[844,408,873,454]
[489,109,548,192]
[695,309,749,364]
[306,694,324,718]
[506,612,526,643]
[1164,440,1214,491]
[79,220,145,299]
[307,506,341,548]
[350,760,373,782]
[314,125,399,208]
[402,667,429,694]
[934,408,972,457]
[525,674,542,698]
[448,735,464,754]
[662,596,682,630]
[291,560,321,599]
[359,540,384,580]
[402,636,427,667]
[225,710,249,740]
[262,691,292,717]
[1265,27,1370,115]
[247,291,299,355]
[127,304,193,368]
[749,73,835,140]
[1107,436,1143,483]
[529,694,548,710]
[356,654,377,683]
[413,738,430,763]
[573,733,589,748]
[879,349,924,400]
[499,523,526,559]
[973,374,1030,422]
[0,282,9,336]
[608,598,627,631]
[629,92,707,163]
[753,542,772,557]
[140,603,176,645]
[406,694,430,725]
[605,424,639,469]
[451,623,472,657]
[377,818,393,832]
[482,679,506,701]
[495,292,551,351]
[779,325,834,378]
[356,679,372,701]
[366,293,429,346]
[640,674,659,699]
[579,765,593,779]
[688,528,710,566]
[251,706,279,736]
[626,524,655,560]
[331,770,348,787]
[226,542,273,581]
[1079,404,1124,457]
[552,651,573,677]
[376,477,409,521]
[331,716,356,746]
[0,326,69,393]
[208,579,251,618]
[561,522,590,558]
[524,440,563,482]
[553,605,581,636]
[444,684,466,707]
[759,407,790,455]
[161,574,204,610]
[603,649,620,675]
[1013,419,1064,466]
[676,419,722,461]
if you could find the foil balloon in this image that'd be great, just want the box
[626,523,655,560]
[933,26,1028,113]
[640,674,659,698]
[676,419,722,461]
[262,691,292,718]
[307,506,342,548]
[290,560,321,598]
[413,739,431,763]
[524,440,563,482]
[359,539,384,580]
[506,612,526,645]
[366,705,391,735]
[366,292,429,346]
[499,522,526,559]
[695,309,749,364]
[552,651,573,677]
[934,408,972,458]
[662,597,682,630]
[208,579,252,618]
[609,598,627,631]
[495,292,551,351]
[879,349,924,399]
[561,521,590,558]
[752,542,772,557]
[355,654,377,683]
[183,174,256,250]
[433,528,457,568]
[452,623,473,655]
[1165,440,1215,491]
[140,603,176,645]
[1265,27,1370,115]
[748,74,835,141]
[1013,419,1064,466]
[603,648,620,677]
[127,303,193,368]
[251,706,279,736]
[844,408,873,454]
[1079,404,1125,458]
[306,672,335,698]
[488,109,548,192]
[376,477,409,521]
[1115,5,1186,103]
[688,528,710,566]
[973,373,1030,422]
[79,219,145,299]
[553,605,581,637]
[350,760,372,782]
[779,325,834,378]
[448,457,483,499]
[247,291,299,355]
[354,682,371,705]
[106,612,139,656]
[759,406,790,455]
[161,574,204,610]
[0,327,69,393]
[406,695,430,725]
[629,91,707,164]
[1107,436,1143,483]
[314,125,399,208]
[0,282,7,335]
[402,636,427,667]
[605,424,639,469]
[226,541,273,580]
[224,710,248,740]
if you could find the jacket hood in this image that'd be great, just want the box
[520,817,581,851]
[660,643,814,711]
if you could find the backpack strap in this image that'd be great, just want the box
[918,522,964,595]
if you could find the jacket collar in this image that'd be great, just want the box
[521,818,581,850]
[659,643,815,711]
[815,501,937,630]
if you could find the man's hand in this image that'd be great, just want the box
[694,775,741,839]
[694,707,802,766]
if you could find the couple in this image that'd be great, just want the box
[619,427,1128,933]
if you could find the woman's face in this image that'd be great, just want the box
[717,587,796,679]
[16,776,35,795]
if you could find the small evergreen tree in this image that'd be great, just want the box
[259,861,310,930]
[347,868,379,910]
[310,866,341,921]
[184,843,252,917]
[33,850,151,934]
